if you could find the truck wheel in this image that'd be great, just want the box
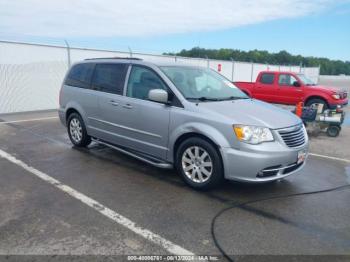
[176,137,224,190]
[327,125,340,137]
[305,98,328,111]
[67,113,91,147]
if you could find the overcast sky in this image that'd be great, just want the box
[1,0,349,60]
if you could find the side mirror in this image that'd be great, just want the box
[148,89,169,104]
[293,81,301,87]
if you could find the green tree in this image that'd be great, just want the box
[164,48,349,75]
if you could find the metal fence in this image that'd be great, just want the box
[0,40,320,114]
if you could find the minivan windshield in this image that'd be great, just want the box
[297,74,315,86]
[160,66,248,101]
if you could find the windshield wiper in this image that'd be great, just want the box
[187,96,249,102]
[217,96,249,101]
[186,97,220,101]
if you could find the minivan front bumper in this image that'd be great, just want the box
[221,145,308,182]
[221,126,309,182]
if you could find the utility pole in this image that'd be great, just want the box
[231,58,235,81]
[64,40,71,68]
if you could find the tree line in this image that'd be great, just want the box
[164,48,350,75]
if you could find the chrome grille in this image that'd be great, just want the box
[278,125,305,148]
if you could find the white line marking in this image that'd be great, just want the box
[309,153,350,163]
[0,117,58,124]
[0,149,194,256]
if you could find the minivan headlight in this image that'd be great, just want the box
[233,125,274,144]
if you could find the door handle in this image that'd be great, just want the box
[108,100,119,106]
[123,104,133,109]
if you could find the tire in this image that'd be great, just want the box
[175,137,224,190]
[305,98,328,111]
[67,113,91,147]
[327,125,340,137]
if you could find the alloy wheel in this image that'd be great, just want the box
[181,146,213,183]
[69,118,83,143]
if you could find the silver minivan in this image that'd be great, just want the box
[59,58,309,189]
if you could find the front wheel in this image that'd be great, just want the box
[176,137,224,190]
[305,98,328,111]
[67,113,91,147]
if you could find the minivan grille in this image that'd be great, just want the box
[278,125,305,148]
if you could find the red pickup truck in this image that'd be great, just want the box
[234,71,348,109]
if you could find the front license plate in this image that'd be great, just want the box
[297,150,307,164]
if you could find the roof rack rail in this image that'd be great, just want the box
[84,57,142,61]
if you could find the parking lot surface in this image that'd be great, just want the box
[0,109,349,260]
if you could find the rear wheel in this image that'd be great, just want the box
[67,113,91,147]
[327,125,340,137]
[176,137,224,190]
[305,98,328,111]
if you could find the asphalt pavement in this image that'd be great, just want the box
[0,110,349,261]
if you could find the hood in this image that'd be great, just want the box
[308,85,345,94]
[197,99,301,129]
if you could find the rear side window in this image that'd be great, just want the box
[65,63,95,89]
[91,63,128,95]
[260,73,275,84]
[278,74,298,86]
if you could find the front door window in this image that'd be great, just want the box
[127,66,167,100]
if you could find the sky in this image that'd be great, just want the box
[1,0,350,61]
